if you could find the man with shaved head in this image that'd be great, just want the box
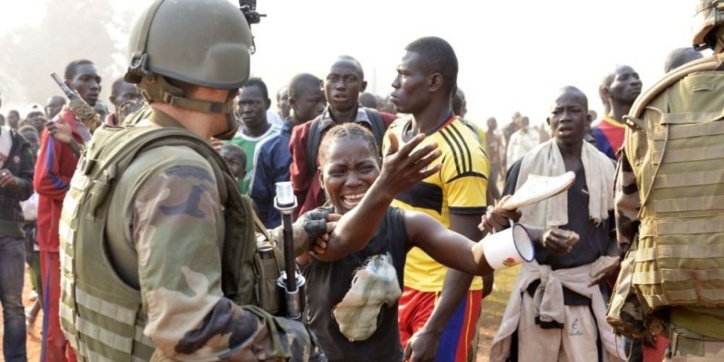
[485,86,623,362]
[106,77,141,126]
[592,65,642,160]
[45,96,66,121]
[664,47,703,73]
[251,73,326,228]
[289,56,396,218]
[359,92,379,109]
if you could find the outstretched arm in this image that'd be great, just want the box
[312,133,441,262]
[403,212,490,362]
[407,212,492,277]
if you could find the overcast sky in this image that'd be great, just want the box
[1,0,707,126]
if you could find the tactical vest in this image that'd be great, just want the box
[58,122,278,361]
[626,53,724,311]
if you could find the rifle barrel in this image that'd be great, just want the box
[282,213,296,292]
[50,72,77,100]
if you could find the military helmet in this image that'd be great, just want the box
[693,0,724,50]
[125,0,253,89]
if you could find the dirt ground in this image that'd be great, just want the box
[1,266,519,361]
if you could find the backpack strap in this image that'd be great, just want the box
[81,127,199,219]
[305,118,322,176]
[364,108,386,152]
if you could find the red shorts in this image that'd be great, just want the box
[398,286,482,362]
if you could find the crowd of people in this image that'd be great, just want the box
[0,0,722,362]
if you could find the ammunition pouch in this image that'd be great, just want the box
[253,233,283,315]
[607,236,647,339]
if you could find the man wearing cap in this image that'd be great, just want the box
[24,103,47,134]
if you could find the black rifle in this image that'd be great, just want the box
[274,182,305,321]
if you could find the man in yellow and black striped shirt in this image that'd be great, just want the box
[385,36,490,362]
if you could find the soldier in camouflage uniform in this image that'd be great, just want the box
[58,0,326,360]
[615,1,724,360]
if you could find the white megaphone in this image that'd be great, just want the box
[481,223,535,270]
[481,171,577,270]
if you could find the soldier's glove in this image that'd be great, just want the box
[271,209,333,256]
[299,209,330,241]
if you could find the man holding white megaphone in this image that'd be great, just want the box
[483,86,624,362]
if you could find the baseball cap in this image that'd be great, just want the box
[25,103,46,118]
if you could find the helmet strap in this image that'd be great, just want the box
[140,75,234,114]
[139,75,240,139]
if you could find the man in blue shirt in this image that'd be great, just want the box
[250,73,325,227]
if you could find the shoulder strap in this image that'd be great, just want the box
[625,53,724,128]
[81,126,221,218]
[306,109,386,175]
[306,118,322,176]
[364,108,386,151]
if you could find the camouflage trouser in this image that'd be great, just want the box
[666,333,724,361]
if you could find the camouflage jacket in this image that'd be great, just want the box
[614,149,640,251]
[104,114,323,361]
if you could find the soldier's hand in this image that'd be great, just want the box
[308,217,339,256]
[298,209,331,240]
[295,209,341,256]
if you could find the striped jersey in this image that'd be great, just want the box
[383,115,489,291]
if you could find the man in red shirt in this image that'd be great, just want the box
[34,59,99,362]
[592,65,642,160]
[289,55,395,218]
